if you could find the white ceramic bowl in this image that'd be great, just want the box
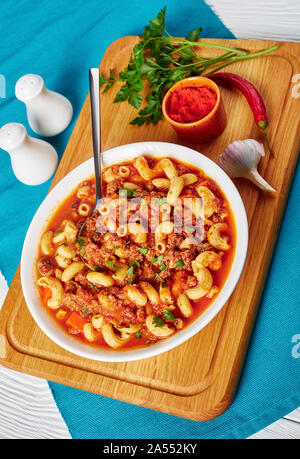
[21,142,248,362]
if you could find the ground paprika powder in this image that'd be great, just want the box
[166,85,217,124]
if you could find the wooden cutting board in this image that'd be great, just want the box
[0,37,299,421]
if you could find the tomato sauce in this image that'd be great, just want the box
[36,156,236,351]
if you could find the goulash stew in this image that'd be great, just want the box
[36,156,236,349]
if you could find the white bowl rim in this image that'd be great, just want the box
[21,141,248,362]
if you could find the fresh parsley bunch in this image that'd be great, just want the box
[99,7,278,126]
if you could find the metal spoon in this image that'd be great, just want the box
[78,68,102,237]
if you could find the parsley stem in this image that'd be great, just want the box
[170,37,248,56]
[203,45,279,76]
[170,42,208,58]
[174,52,237,70]
[144,33,249,57]
[163,27,172,38]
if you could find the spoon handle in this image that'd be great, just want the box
[89,68,102,205]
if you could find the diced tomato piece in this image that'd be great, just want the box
[42,287,52,305]
[65,311,87,332]
[171,271,187,298]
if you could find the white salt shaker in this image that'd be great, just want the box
[15,74,73,137]
[0,123,58,185]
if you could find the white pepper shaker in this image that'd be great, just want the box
[0,123,58,185]
[15,74,73,137]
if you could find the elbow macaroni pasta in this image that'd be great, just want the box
[103,167,118,183]
[36,156,235,350]
[196,185,218,218]
[133,156,154,180]
[177,293,193,317]
[152,178,170,190]
[139,281,160,304]
[118,166,130,178]
[125,285,147,306]
[155,221,174,242]
[146,315,174,337]
[78,203,90,216]
[37,277,64,309]
[158,158,178,179]
[180,173,197,186]
[61,262,85,282]
[207,223,230,250]
[186,266,213,300]
[76,185,90,198]
[167,176,184,206]
[86,271,115,287]
[102,323,130,348]
[83,323,98,342]
[40,231,54,255]
[159,283,173,304]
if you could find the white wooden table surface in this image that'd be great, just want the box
[206,0,300,439]
[0,0,299,440]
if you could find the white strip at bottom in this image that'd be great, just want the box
[0,365,71,439]
[0,270,71,439]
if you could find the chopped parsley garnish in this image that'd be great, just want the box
[119,187,134,199]
[175,260,184,269]
[126,266,134,283]
[131,260,141,269]
[163,308,175,321]
[106,259,120,271]
[154,273,163,282]
[153,316,165,328]
[151,255,166,277]
[80,247,86,257]
[184,226,195,233]
[135,331,142,339]
[157,254,164,264]
[151,254,163,266]
[69,280,78,286]
[55,229,63,236]
[154,197,167,206]
[137,247,148,255]
[126,260,141,284]
[76,237,85,248]
[79,222,87,234]
[81,307,89,315]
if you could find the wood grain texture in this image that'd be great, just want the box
[0,37,299,422]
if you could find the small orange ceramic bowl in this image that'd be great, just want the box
[162,76,227,143]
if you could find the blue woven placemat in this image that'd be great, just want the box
[1,0,299,439]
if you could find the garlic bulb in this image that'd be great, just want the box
[218,139,276,192]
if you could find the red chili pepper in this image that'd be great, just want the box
[209,72,274,156]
